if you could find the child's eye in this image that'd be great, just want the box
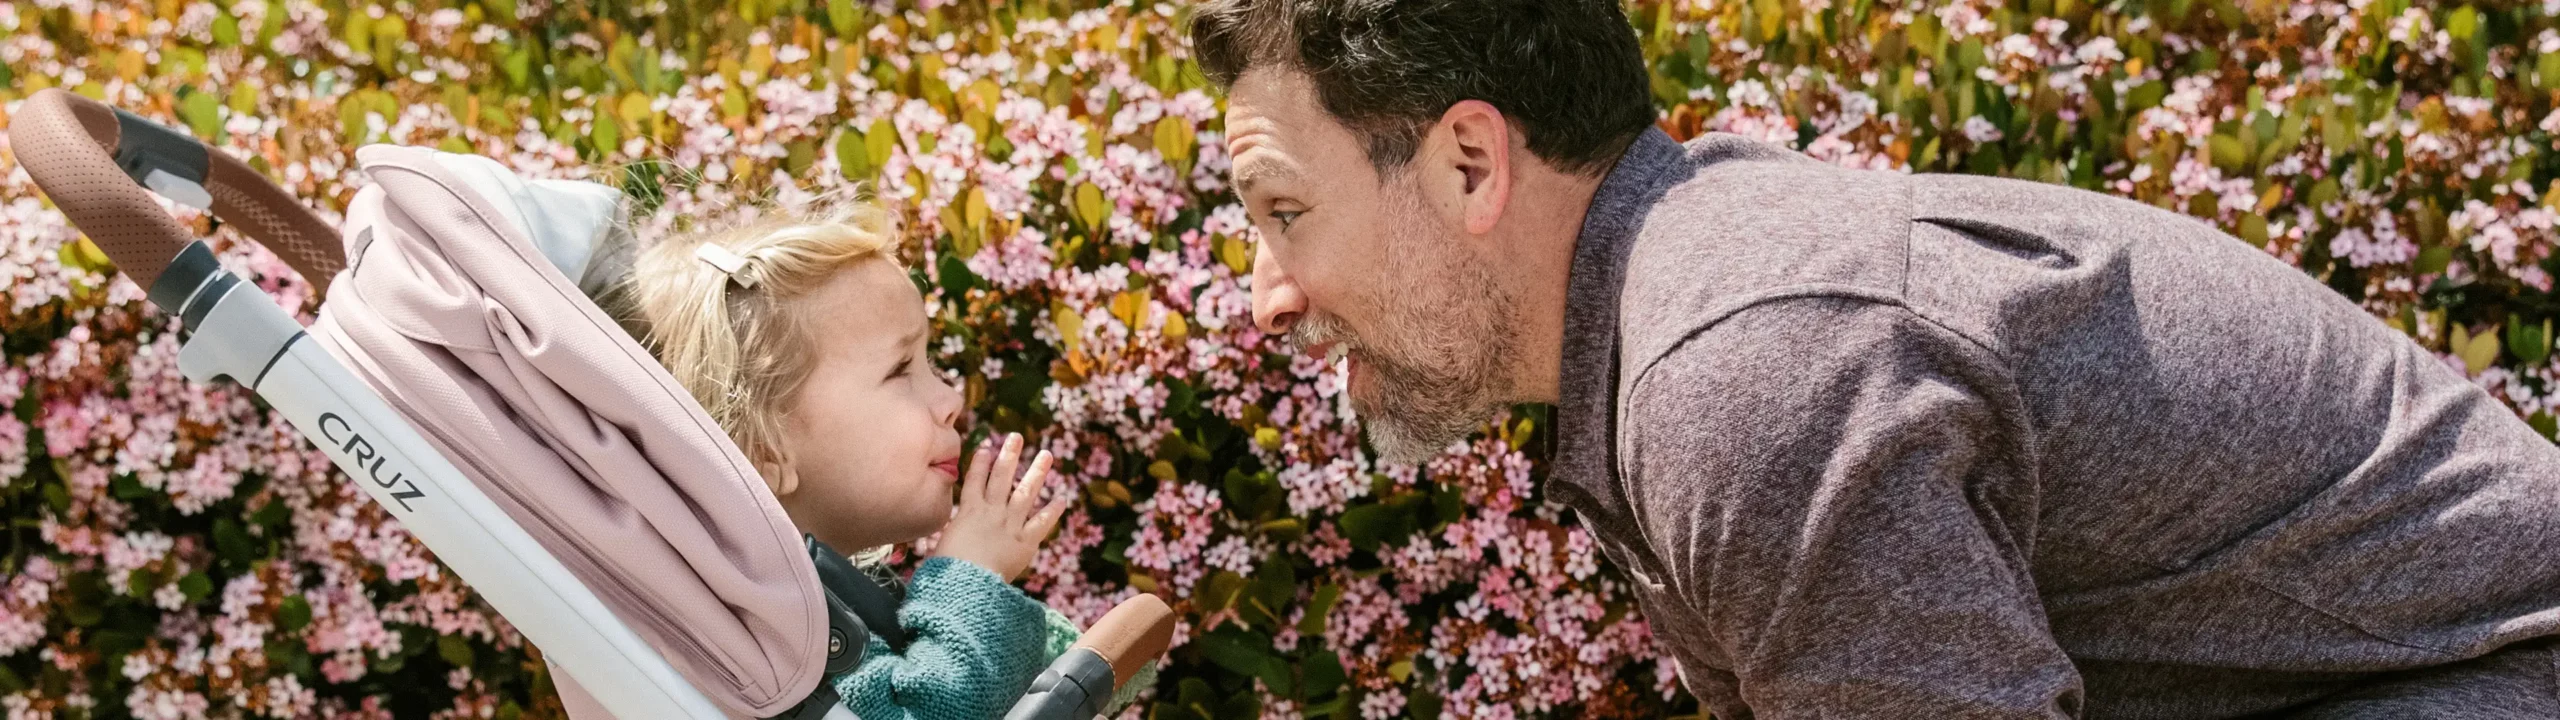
[887,357,912,380]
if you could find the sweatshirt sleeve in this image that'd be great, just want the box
[834,557,1050,720]
[1623,296,2082,718]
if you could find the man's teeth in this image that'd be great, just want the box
[1325,345,1348,364]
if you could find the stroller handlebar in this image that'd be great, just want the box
[1004,594,1176,720]
[1078,594,1176,689]
[13,88,344,302]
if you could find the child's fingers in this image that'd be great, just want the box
[1009,450,1053,517]
[958,436,994,507]
[987,433,1023,505]
[1027,495,1071,538]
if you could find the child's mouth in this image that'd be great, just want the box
[929,459,960,479]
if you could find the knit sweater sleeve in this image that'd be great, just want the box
[833,557,1051,720]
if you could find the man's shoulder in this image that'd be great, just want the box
[1611,137,1921,371]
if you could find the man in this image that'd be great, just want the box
[1189,0,2560,717]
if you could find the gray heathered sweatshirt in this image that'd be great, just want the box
[1551,128,2560,718]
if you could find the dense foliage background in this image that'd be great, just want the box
[2,0,2555,718]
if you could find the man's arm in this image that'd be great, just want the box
[1624,296,2081,718]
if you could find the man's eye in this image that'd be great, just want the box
[1271,210,1302,230]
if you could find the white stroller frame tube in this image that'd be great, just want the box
[172,267,749,720]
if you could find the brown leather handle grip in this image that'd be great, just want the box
[1076,594,1176,689]
[13,89,195,293]
[10,88,341,297]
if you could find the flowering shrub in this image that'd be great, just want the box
[1,0,2555,718]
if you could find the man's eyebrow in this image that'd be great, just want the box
[1234,162,1300,195]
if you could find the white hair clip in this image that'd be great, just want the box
[693,244,760,289]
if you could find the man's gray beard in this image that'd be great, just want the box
[1289,194,1516,466]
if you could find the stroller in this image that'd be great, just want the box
[10,88,1171,720]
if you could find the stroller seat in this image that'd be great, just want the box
[9,88,1171,720]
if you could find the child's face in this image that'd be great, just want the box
[777,259,967,553]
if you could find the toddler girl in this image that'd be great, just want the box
[594,199,1128,719]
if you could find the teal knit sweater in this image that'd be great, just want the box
[831,557,1153,720]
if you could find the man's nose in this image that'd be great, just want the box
[1250,240,1304,335]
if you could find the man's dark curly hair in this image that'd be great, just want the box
[1189,0,1657,177]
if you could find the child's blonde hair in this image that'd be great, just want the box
[597,199,900,484]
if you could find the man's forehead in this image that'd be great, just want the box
[1224,69,1335,191]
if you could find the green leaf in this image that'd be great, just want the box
[2446,6,2478,41]
[439,633,476,668]
[1338,502,1413,552]
[2416,246,2453,275]
[211,10,241,47]
[43,480,72,513]
[180,90,224,142]
[1256,518,1303,543]
[1240,562,1294,630]
[501,46,534,89]
[205,521,248,568]
[827,0,862,37]
[865,119,897,167]
[1296,584,1342,636]
[1217,689,1263,720]
[1218,235,1253,275]
[2455,324,2501,375]
[252,498,290,530]
[1074,182,1107,229]
[936,252,978,297]
[256,0,287,46]
[1195,628,1292,696]
[1408,690,1443,720]
[178,572,213,604]
[1198,570,1246,613]
[110,473,149,500]
[589,116,620,156]
[1302,649,1347,702]
[2208,133,2248,173]
[278,595,313,632]
[2529,412,2556,441]
[2126,81,2167,112]
[1154,116,1195,166]
[836,128,873,179]
[341,12,373,57]
[2506,316,2551,367]
[2308,177,2342,209]
[64,573,105,626]
[1906,15,1942,60]
[2237,214,2269,248]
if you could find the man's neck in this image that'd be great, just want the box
[1502,165,1612,405]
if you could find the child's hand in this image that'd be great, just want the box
[933,433,1070,582]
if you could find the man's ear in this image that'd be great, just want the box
[1426,99,1515,235]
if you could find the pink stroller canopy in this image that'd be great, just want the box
[310,145,828,717]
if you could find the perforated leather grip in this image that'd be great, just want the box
[1079,594,1175,689]
[12,89,342,300]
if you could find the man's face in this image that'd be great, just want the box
[1224,69,1517,465]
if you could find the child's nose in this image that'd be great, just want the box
[934,373,965,427]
